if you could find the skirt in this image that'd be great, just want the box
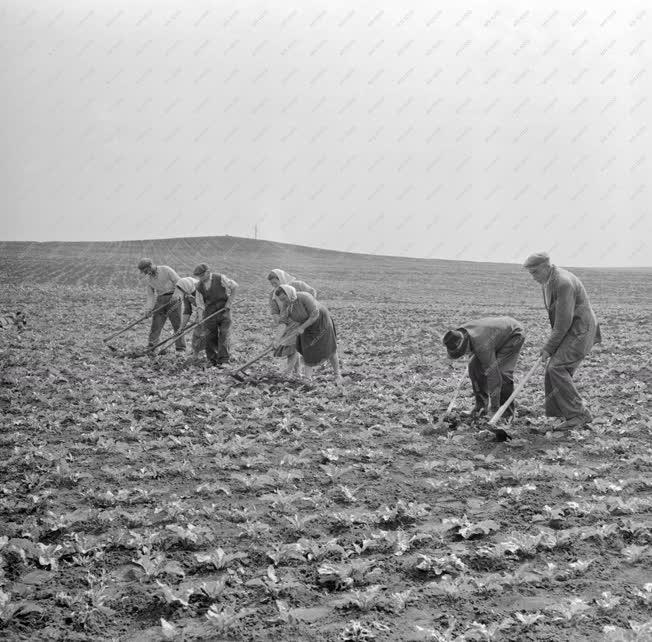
[296,306,337,366]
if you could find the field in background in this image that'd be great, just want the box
[1,237,650,641]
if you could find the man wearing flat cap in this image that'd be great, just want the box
[442,316,525,420]
[192,263,238,366]
[137,258,185,353]
[524,252,601,429]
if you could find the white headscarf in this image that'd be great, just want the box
[175,276,198,295]
[277,284,298,302]
[268,269,296,285]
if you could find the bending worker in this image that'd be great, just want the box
[442,316,525,420]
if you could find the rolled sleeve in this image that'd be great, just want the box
[220,275,238,297]
[161,266,181,289]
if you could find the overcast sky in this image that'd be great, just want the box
[1,0,650,266]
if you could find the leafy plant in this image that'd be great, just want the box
[36,543,66,570]
[595,591,622,610]
[388,588,414,613]
[131,552,182,580]
[318,559,379,590]
[415,553,467,576]
[283,513,318,532]
[333,585,384,612]
[165,523,215,547]
[548,597,591,622]
[205,603,253,634]
[603,620,652,641]
[195,481,231,496]
[568,558,596,574]
[513,611,545,627]
[238,520,272,540]
[415,616,465,641]
[375,500,429,525]
[245,565,301,598]
[199,577,229,600]
[266,542,309,566]
[341,619,377,641]
[337,485,358,503]
[631,583,652,605]
[495,533,541,557]
[443,515,500,539]
[194,547,248,570]
[155,580,193,608]
[622,545,649,563]
[320,464,354,483]
[497,483,537,499]
[465,618,514,641]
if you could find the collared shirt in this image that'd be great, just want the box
[195,274,238,312]
[145,265,181,308]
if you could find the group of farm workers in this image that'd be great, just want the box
[136,258,343,389]
[137,251,601,431]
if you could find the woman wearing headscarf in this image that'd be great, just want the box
[267,269,317,374]
[272,285,343,390]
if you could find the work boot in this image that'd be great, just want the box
[555,409,593,430]
[468,404,487,420]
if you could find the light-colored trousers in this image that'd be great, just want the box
[544,317,598,418]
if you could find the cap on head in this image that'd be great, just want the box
[442,329,468,359]
[138,258,153,271]
[523,252,550,269]
[192,263,210,277]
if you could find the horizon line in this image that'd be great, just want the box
[1,234,650,271]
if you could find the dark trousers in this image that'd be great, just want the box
[148,294,185,351]
[468,332,525,417]
[204,311,231,364]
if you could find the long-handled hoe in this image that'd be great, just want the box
[435,369,467,430]
[227,346,276,382]
[483,359,542,440]
[144,307,227,357]
[102,299,180,352]
[226,328,301,382]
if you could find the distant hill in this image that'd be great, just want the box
[1,236,649,307]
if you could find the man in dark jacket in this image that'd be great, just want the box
[524,252,601,429]
[442,316,525,419]
[192,263,238,366]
